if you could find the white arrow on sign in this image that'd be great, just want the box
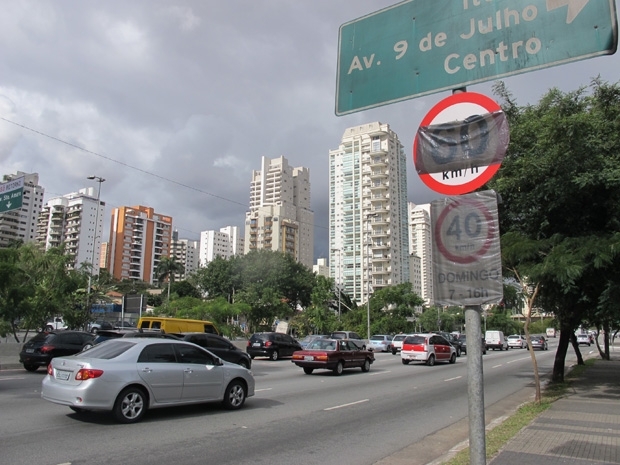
[547,0,589,24]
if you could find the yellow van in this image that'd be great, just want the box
[137,317,219,335]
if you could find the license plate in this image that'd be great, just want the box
[252,343,261,347]
[26,348,34,353]
[304,356,314,361]
[56,370,71,381]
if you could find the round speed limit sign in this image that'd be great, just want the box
[434,196,497,264]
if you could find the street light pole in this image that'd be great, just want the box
[86,176,105,310]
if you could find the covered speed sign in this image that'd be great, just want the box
[414,92,509,195]
[431,190,503,306]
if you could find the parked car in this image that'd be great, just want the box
[42,338,255,423]
[19,330,95,372]
[44,317,68,331]
[88,320,115,333]
[529,335,549,350]
[401,333,457,366]
[391,334,408,355]
[453,334,486,355]
[176,332,252,369]
[114,320,136,329]
[330,331,367,350]
[485,330,508,350]
[507,334,526,349]
[291,338,375,375]
[576,333,591,346]
[299,334,327,349]
[246,332,302,361]
[368,334,393,352]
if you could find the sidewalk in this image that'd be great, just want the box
[488,357,620,465]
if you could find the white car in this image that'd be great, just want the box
[45,317,68,331]
[391,334,408,355]
[401,333,456,366]
[507,334,526,349]
[576,333,591,346]
[367,334,393,352]
[42,338,255,423]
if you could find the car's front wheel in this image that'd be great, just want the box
[333,361,344,376]
[222,380,247,410]
[303,367,314,375]
[238,359,250,369]
[113,387,147,424]
[361,358,371,372]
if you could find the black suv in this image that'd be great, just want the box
[246,332,302,361]
[19,330,95,372]
[177,333,252,369]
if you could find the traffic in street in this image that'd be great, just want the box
[0,337,584,465]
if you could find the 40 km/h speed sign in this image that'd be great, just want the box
[431,190,503,306]
[414,92,509,196]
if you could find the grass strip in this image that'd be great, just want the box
[442,358,594,465]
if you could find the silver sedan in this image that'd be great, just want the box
[42,338,255,423]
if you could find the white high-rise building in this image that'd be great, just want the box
[408,203,434,305]
[170,230,200,280]
[244,156,314,268]
[0,172,45,248]
[329,122,410,304]
[36,187,105,273]
[200,226,244,266]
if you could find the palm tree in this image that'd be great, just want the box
[155,257,184,303]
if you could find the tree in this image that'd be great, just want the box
[489,79,620,382]
[155,257,185,303]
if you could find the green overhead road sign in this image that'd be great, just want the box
[0,177,24,213]
[336,0,618,115]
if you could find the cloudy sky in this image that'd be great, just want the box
[1,0,618,261]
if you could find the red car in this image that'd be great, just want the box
[401,333,457,366]
[291,338,375,375]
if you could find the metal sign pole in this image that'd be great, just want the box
[465,304,486,465]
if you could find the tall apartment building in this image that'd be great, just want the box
[0,172,45,247]
[408,203,433,306]
[329,122,410,304]
[199,225,244,267]
[36,187,105,273]
[170,230,200,280]
[107,205,173,284]
[244,156,314,269]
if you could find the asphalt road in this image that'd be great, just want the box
[0,339,577,465]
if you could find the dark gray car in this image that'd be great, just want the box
[178,333,251,369]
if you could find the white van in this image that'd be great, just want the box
[485,330,508,350]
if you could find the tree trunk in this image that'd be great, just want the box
[569,332,584,365]
[552,320,571,382]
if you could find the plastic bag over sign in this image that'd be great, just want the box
[415,110,509,175]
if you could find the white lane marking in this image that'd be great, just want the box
[0,377,25,381]
[492,364,502,368]
[506,357,530,364]
[324,399,369,411]
[255,388,273,392]
[369,370,391,376]
[444,376,462,382]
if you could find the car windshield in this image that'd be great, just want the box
[404,335,426,344]
[76,340,136,359]
[308,339,337,350]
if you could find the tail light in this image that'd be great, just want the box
[47,364,53,376]
[40,345,55,354]
[265,341,272,347]
[75,369,104,380]
[247,341,251,347]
